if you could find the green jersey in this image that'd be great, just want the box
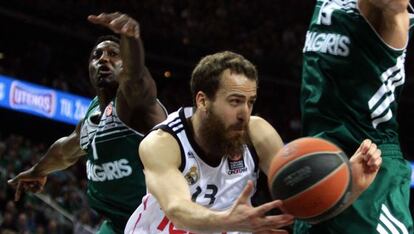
[80,97,145,233]
[297,1,414,233]
[301,0,414,156]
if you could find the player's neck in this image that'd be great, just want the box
[96,89,116,112]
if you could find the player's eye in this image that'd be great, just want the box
[108,51,119,57]
[92,50,102,59]
[230,99,242,106]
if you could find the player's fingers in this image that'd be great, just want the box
[29,183,43,193]
[351,139,371,164]
[108,14,130,32]
[367,148,381,165]
[276,201,289,214]
[14,181,23,201]
[87,14,99,22]
[88,12,122,25]
[353,139,368,156]
[7,177,17,186]
[121,20,139,38]
[368,155,382,172]
[360,139,372,155]
[22,183,30,190]
[365,143,377,161]
[104,12,123,20]
[260,214,294,229]
[255,200,285,215]
[87,13,110,25]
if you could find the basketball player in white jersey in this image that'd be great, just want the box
[125,51,382,234]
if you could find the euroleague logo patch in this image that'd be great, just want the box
[227,156,247,175]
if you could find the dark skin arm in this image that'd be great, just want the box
[88,12,166,132]
[359,0,409,49]
[8,120,86,201]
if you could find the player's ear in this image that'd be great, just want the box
[195,91,208,112]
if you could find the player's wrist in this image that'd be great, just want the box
[349,178,365,200]
[31,164,48,177]
[214,210,230,229]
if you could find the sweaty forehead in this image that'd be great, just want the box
[94,40,120,51]
[219,70,257,96]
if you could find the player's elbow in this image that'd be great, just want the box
[52,138,81,167]
[56,150,77,168]
[49,141,66,159]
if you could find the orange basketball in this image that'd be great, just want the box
[268,137,352,223]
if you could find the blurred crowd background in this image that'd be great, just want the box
[0,1,413,233]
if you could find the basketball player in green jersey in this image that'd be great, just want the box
[8,12,167,233]
[297,0,413,233]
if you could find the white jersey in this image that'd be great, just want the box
[125,107,260,234]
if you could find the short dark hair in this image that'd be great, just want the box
[93,35,120,48]
[190,51,258,105]
[89,35,120,61]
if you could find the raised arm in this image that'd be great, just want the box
[8,120,86,201]
[88,12,166,132]
[140,129,293,233]
[359,0,410,48]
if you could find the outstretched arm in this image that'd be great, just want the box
[359,0,410,48]
[140,129,293,233]
[8,120,85,201]
[88,12,166,132]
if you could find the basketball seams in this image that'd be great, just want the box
[267,137,352,221]
[281,163,351,219]
[290,137,344,156]
[269,150,343,187]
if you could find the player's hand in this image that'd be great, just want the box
[349,139,382,193]
[7,168,47,201]
[222,180,294,233]
[88,12,140,39]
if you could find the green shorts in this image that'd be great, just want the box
[294,146,413,234]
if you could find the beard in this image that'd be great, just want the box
[199,107,249,158]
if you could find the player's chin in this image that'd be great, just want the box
[97,77,117,88]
